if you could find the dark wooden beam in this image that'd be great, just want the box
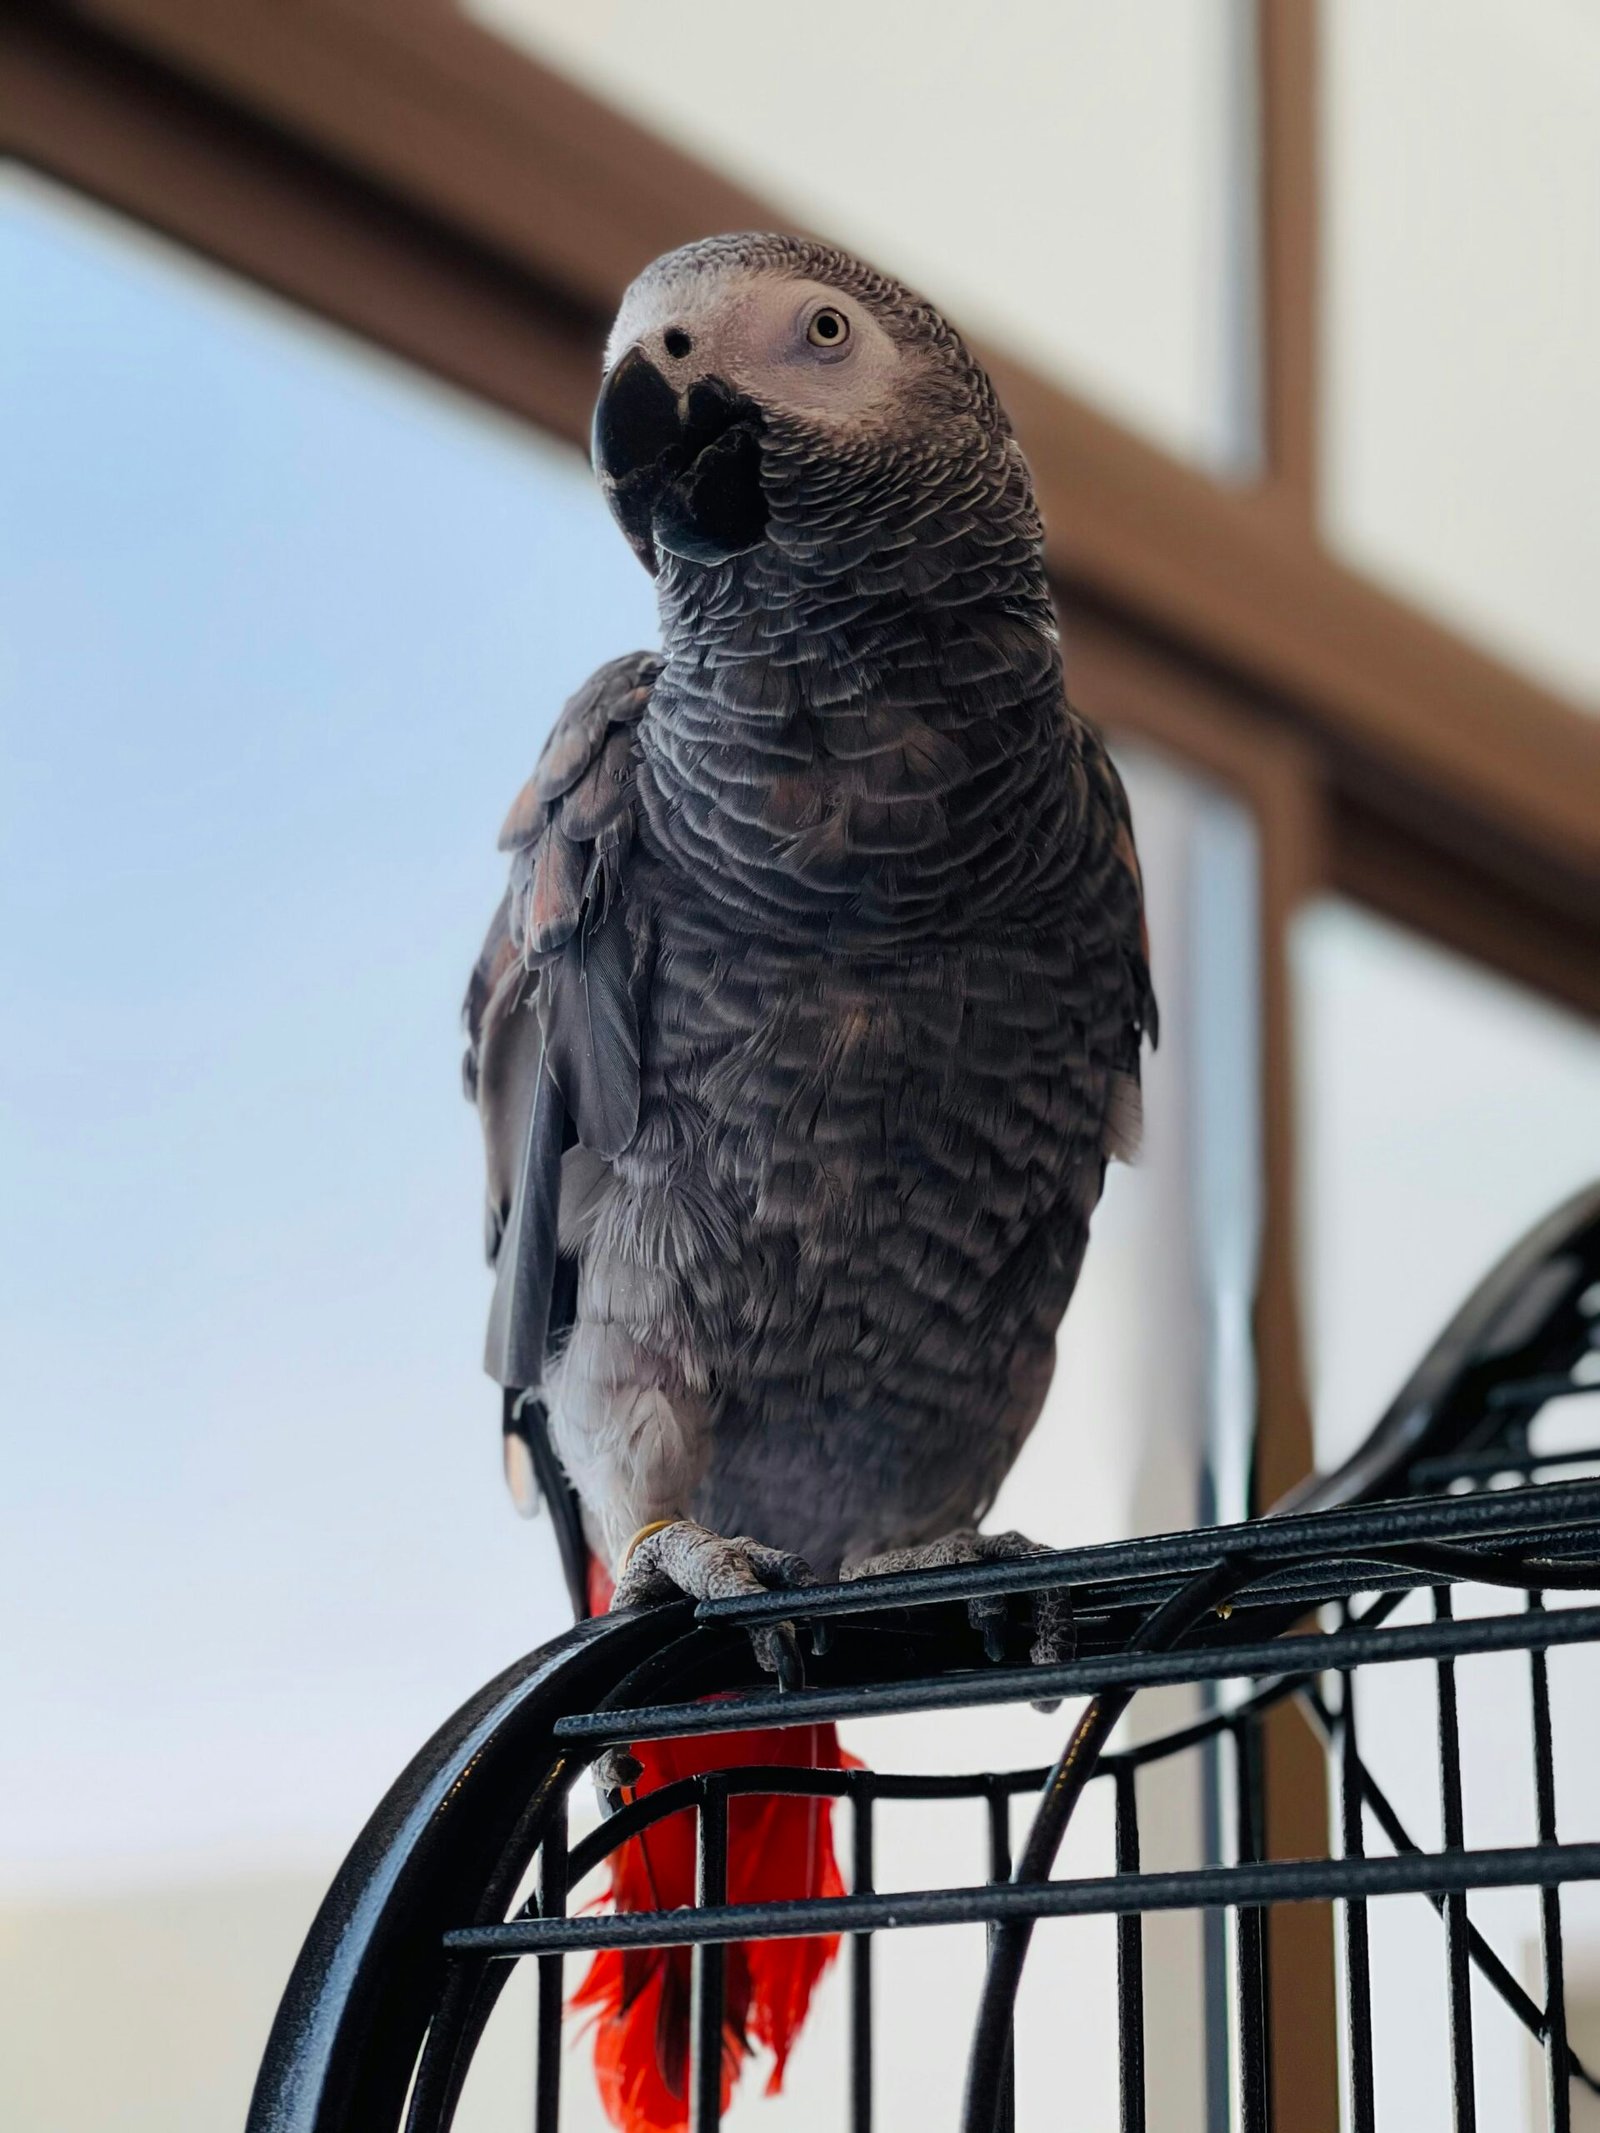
[1258,0,1320,514]
[1330,792,1600,1025]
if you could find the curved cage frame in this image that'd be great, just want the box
[248,1184,1600,2133]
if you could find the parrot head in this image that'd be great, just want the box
[591,234,1022,579]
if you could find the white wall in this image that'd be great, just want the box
[0,1875,329,2133]
[1321,0,1600,707]
[468,0,1262,476]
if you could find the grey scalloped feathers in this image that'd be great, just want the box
[461,234,1156,2131]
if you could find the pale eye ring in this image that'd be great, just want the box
[805,306,851,350]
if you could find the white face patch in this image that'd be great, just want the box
[605,269,905,432]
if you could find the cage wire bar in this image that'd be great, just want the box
[248,1184,1600,2133]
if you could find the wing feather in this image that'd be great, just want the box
[541,903,641,1162]
[1067,709,1158,1167]
[463,650,659,1406]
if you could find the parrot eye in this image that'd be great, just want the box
[663,327,693,360]
[805,306,851,351]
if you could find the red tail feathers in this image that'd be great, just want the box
[577,1560,852,2131]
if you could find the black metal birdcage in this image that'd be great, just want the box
[248,1183,1600,2133]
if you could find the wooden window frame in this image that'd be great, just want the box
[7,3,1598,2121]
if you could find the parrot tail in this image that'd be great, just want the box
[575,1566,853,2131]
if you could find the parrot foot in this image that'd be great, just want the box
[843,1528,1074,1670]
[610,1518,817,1691]
[593,1742,644,1800]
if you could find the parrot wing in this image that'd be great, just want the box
[1075,714,1159,1165]
[463,652,660,1596]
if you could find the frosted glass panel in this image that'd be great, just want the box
[1321,0,1600,706]
[1292,899,1600,1473]
[1293,903,1600,2133]
[467,0,1262,474]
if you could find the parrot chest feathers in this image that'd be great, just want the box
[550,908,1111,1574]
[471,573,1154,1572]
[543,637,1143,1567]
[635,630,1083,946]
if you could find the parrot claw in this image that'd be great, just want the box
[769,1619,807,1693]
[594,1743,644,1803]
[610,1517,818,1689]
[843,1528,1075,1670]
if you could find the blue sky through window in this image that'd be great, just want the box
[0,170,657,1888]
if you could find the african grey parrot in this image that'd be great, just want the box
[463,233,1155,1668]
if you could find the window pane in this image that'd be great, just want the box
[1292,898,1600,1473]
[1293,898,1600,2132]
[466,0,1263,474]
[0,167,657,1893]
[1321,0,1600,706]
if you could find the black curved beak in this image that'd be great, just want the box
[591,346,768,574]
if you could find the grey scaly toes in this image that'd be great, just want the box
[593,1742,644,1800]
[843,1527,1073,1669]
[610,1517,817,1690]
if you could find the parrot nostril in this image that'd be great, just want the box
[663,327,693,360]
